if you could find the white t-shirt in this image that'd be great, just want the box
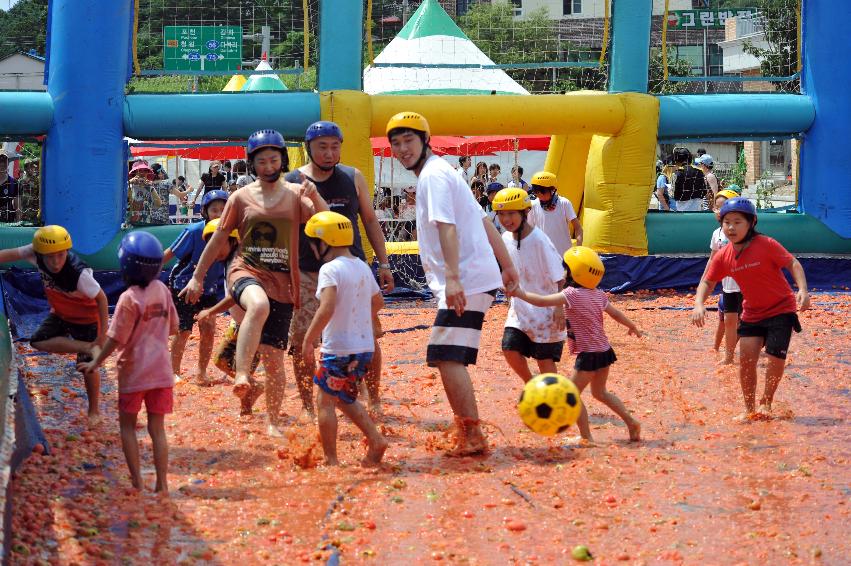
[528,196,578,256]
[503,228,566,343]
[709,228,740,293]
[316,256,380,356]
[416,156,502,299]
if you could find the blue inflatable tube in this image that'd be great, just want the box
[0,93,53,136]
[42,0,133,254]
[608,0,651,93]
[658,94,815,140]
[124,93,321,140]
[317,1,363,91]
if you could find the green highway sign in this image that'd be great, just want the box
[164,26,242,71]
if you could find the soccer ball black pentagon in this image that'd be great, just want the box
[517,373,582,436]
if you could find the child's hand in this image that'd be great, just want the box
[691,306,706,327]
[77,360,98,374]
[196,308,212,323]
[501,265,520,294]
[628,327,644,338]
[797,290,811,311]
[302,341,316,375]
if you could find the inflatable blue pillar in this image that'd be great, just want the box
[317,0,364,91]
[609,0,651,93]
[799,0,851,237]
[42,0,133,253]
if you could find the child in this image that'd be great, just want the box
[510,246,642,443]
[691,197,810,420]
[164,189,229,385]
[78,231,177,493]
[702,189,743,364]
[0,225,109,424]
[300,211,387,467]
[493,188,565,382]
[527,171,583,256]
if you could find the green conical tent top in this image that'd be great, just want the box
[397,0,468,40]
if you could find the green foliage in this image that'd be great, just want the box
[725,148,748,188]
[741,0,799,91]
[0,0,48,59]
[648,47,695,94]
[126,67,315,94]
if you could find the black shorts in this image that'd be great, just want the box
[574,348,617,372]
[171,289,220,332]
[501,327,564,362]
[231,277,293,350]
[719,291,743,315]
[737,312,801,359]
[30,313,98,363]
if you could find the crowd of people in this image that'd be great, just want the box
[654,146,737,212]
[0,113,810,495]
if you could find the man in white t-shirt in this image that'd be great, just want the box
[527,171,583,256]
[387,111,519,457]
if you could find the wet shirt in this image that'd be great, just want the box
[168,220,226,297]
[108,280,178,394]
[705,235,796,323]
[528,196,577,256]
[218,184,314,304]
[316,256,380,356]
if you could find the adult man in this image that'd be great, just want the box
[0,153,19,223]
[287,121,395,418]
[19,158,39,223]
[456,156,472,184]
[507,165,529,192]
[527,171,583,256]
[671,147,706,212]
[387,111,519,456]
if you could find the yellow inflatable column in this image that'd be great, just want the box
[583,93,659,255]
[319,90,376,260]
[544,134,593,212]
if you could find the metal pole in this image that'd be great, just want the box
[261,25,271,58]
[703,27,708,93]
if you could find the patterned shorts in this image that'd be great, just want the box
[313,352,374,404]
[426,291,496,367]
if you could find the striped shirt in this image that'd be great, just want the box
[562,286,611,355]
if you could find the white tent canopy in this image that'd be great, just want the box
[363,0,529,96]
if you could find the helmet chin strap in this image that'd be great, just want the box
[541,189,557,210]
[258,167,283,183]
[403,134,430,171]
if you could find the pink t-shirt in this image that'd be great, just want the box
[562,286,611,355]
[107,280,178,394]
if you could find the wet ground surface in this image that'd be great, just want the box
[7,291,851,565]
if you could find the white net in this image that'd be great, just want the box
[0,141,41,226]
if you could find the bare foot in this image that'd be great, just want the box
[756,404,773,419]
[240,382,265,416]
[733,412,757,423]
[266,422,284,438]
[173,373,183,384]
[721,354,735,365]
[194,372,213,387]
[627,419,641,442]
[232,377,251,399]
[362,436,389,468]
[564,435,594,447]
[87,412,103,428]
[297,409,316,424]
[324,457,340,466]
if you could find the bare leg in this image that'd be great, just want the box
[535,358,558,375]
[259,345,286,436]
[316,390,339,465]
[737,336,762,416]
[82,369,100,423]
[364,340,383,415]
[147,414,169,494]
[759,353,788,414]
[195,318,216,385]
[290,349,316,417]
[589,366,641,441]
[713,317,725,352]
[169,331,190,377]
[722,313,739,365]
[570,370,595,441]
[438,361,486,453]
[502,349,533,383]
[337,396,388,467]
[31,337,93,356]
[234,286,270,399]
[119,411,143,490]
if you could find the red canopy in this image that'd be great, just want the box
[371,135,549,157]
[371,136,467,157]
[129,141,246,161]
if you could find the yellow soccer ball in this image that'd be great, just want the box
[517,373,582,436]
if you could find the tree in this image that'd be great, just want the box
[0,0,48,60]
[648,47,696,95]
[741,0,799,92]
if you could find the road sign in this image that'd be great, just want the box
[164,26,242,71]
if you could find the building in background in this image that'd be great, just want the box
[0,50,45,91]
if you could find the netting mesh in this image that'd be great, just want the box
[0,142,41,226]
[651,0,800,95]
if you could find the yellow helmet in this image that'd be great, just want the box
[202,218,239,242]
[716,189,739,201]
[563,246,605,289]
[32,225,72,255]
[493,187,532,211]
[386,111,430,138]
[530,171,557,189]
[304,211,354,247]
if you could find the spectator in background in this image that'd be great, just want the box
[471,179,486,208]
[655,160,675,212]
[151,165,172,225]
[484,182,506,234]
[233,159,254,190]
[488,163,501,185]
[695,147,707,166]
[470,161,489,188]
[457,156,472,184]
[399,186,417,241]
[191,161,226,207]
[508,165,529,192]
[19,158,39,224]
[0,153,19,223]
[222,160,234,184]
[671,147,706,212]
[127,160,162,225]
[697,154,718,210]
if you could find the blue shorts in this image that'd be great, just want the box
[313,352,374,404]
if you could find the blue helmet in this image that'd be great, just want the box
[305,121,343,143]
[119,231,163,286]
[201,189,229,219]
[247,129,285,159]
[719,196,757,222]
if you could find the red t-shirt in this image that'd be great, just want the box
[705,235,796,322]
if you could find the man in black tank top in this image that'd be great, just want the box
[287,121,395,418]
